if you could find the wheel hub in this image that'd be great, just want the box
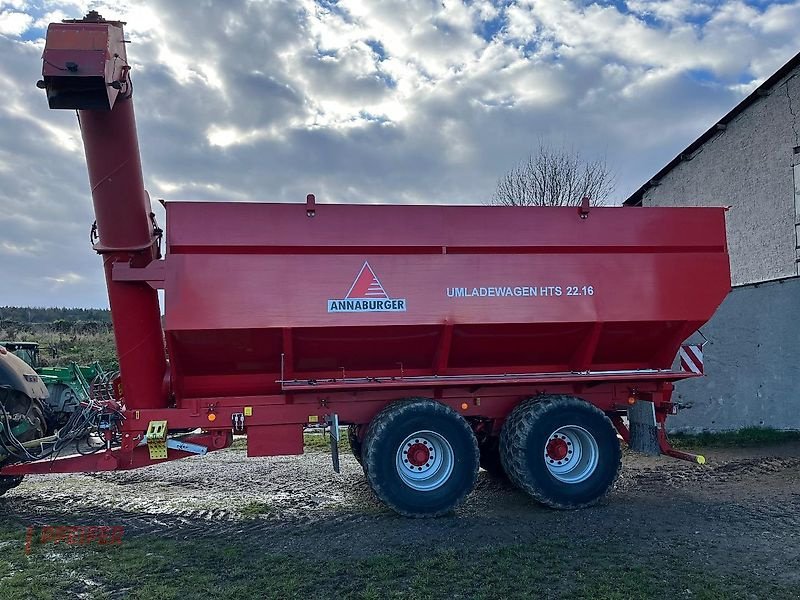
[406,442,431,467]
[546,437,569,461]
[395,431,454,491]
[543,425,599,484]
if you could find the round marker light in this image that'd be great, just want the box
[461,403,469,410]
[207,413,217,422]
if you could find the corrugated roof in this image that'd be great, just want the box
[624,49,800,206]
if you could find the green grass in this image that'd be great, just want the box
[0,326,118,371]
[229,437,247,450]
[230,431,352,453]
[0,520,795,600]
[303,430,352,452]
[671,426,800,449]
[239,500,273,517]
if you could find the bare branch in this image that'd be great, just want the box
[491,142,616,207]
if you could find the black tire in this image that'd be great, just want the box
[362,399,479,517]
[500,395,621,509]
[478,436,506,478]
[0,390,46,497]
[0,475,23,496]
[44,383,78,429]
[348,424,363,465]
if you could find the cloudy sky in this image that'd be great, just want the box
[1,0,799,308]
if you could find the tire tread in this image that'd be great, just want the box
[500,395,621,509]
[362,398,479,518]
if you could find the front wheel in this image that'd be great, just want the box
[363,399,479,517]
[500,395,621,509]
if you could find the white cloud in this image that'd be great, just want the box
[45,272,85,285]
[0,0,799,307]
[2,2,31,10]
[0,10,32,35]
[625,0,715,23]
[0,240,42,255]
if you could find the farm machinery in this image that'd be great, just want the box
[0,341,108,413]
[0,13,730,515]
[0,342,115,494]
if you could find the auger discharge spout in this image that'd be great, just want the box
[41,12,167,409]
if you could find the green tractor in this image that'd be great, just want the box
[0,341,105,428]
[0,341,112,494]
[0,345,48,494]
[0,341,106,429]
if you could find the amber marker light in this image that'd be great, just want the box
[207,413,217,422]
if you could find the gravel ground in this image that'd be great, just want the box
[2,442,799,584]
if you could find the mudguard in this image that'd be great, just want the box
[0,349,48,401]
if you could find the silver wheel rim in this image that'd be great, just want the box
[395,430,454,491]
[543,425,599,484]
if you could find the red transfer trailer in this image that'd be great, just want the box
[0,14,730,516]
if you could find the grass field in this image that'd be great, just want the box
[0,326,117,371]
[671,426,800,448]
[1,519,797,600]
[3,432,799,599]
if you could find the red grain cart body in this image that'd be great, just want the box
[2,15,730,516]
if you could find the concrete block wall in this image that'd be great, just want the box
[642,65,800,286]
[669,277,800,432]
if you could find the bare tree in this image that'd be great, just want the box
[491,143,615,206]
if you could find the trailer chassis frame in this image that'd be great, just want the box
[2,368,698,476]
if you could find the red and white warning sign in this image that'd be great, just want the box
[679,344,704,375]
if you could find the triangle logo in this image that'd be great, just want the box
[345,262,389,299]
[328,261,407,313]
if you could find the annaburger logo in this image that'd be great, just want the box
[328,262,407,313]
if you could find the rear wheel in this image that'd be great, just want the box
[500,395,621,509]
[43,383,79,429]
[363,399,479,517]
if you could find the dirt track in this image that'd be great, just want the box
[2,442,799,584]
